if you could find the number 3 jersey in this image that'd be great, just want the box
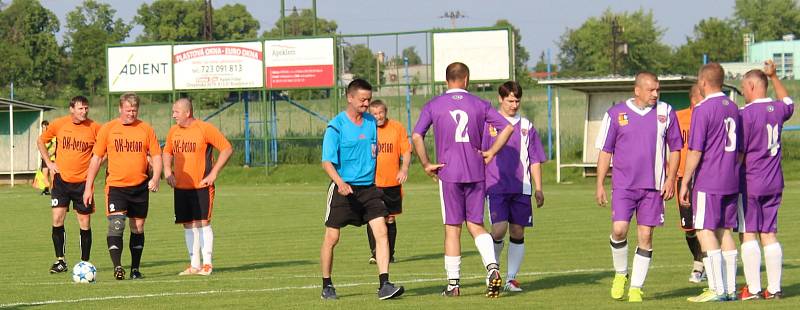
[413,89,510,183]
[740,97,794,195]
[688,92,741,195]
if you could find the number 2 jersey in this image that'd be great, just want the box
[740,97,794,195]
[413,89,510,183]
[688,92,741,195]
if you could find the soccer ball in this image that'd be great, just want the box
[72,261,97,283]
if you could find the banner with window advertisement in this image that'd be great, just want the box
[264,37,335,89]
[432,29,512,82]
[173,41,264,90]
[107,45,173,92]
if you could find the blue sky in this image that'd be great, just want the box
[41,0,735,66]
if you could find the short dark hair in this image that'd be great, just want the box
[347,78,372,95]
[41,120,49,127]
[70,95,89,108]
[445,62,469,82]
[369,99,387,111]
[498,81,522,98]
[698,63,725,88]
[743,69,768,89]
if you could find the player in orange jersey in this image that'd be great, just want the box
[676,84,705,283]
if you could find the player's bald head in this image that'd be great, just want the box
[698,62,725,89]
[174,97,193,114]
[634,71,658,88]
[743,69,768,90]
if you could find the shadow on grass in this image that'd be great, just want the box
[398,250,479,264]
[403,270,608,297]
[213,260,315,273]
[138,259,187,268]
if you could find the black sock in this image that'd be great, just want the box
[52,226,65,259]
[130,233,145,270]
[387,221,397,258]
[686,232,703,263]
[379,273,389,287]
[107,236,123,267]
[322,277,333,287]
[366,225,376,256]
[80,229,92,261]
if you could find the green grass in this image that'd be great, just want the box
[0,165,798,308]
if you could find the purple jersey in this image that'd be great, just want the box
[483,116,547,194]
[413,89,510,183]
[595,99,683,190]
[688,93,742,194]
[740,97,794,195]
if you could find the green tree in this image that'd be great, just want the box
[135,0,204,42]
[533,51,558,73]
[670,18,742,75]
[65,0,132,95]
[0,0,61,88]
[388,46,423,66]
[262,7,337,38]
[213,4,260,40]
[558,9,671,76]
[734,0,800,41]
[346,44,383,86]
[495,19,531,84]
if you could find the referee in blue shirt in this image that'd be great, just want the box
[319,79,404,300]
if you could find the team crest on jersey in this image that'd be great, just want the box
[358,133,366,139]
[488,125,498,137]
[617,112,629,126]
[521,128,529,136]
[658,115,666,123]
[767,105,775,112]
[452,94,463,100]
[722,99,730,106]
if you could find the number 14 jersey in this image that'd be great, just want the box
[740,97,794,195]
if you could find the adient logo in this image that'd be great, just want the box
[111,54,169,87]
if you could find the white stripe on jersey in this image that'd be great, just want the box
[595,112,612,150]
[653,102,671,191]
[737,194,746,232]
[694,191,707,230]
[325,182,335,222]
[520,117,532,195]
[438,180,447,225]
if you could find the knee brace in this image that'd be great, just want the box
[108,215,126,237]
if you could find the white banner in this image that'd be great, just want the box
[107,45,173,92]
[173,42,264,90]
[433,30,511,82]
[264,38,335,89]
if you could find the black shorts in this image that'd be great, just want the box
[325,183,388,228]
[51,174,94,214]
[379,185,403,215]
[677,177,694,231]
[106,181,150,219]
[174,186,215,224]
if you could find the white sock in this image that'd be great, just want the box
[610,237,628,274]
[707,249,725,295]
[629,248,652,289]
[764,242,782,294]
[722,250,738,294]
[693,260,705,272]
[740,240,762,294]
[474,233,498,268]
[184,228,201,269]
[703,256,716,292]
[507,241,524,280]
[200,225,214,266]
[444,255,461,280]
[493,240,504,266]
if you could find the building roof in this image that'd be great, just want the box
[0,98,55,112]
[538,75,741,94]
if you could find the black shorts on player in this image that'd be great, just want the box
[51,174,94,214]
[174,186,214,224]
[107,181,150,218]
[676,177,694,230]
[380,185,403,216]
[325,183,388,228]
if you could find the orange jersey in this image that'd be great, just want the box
[39,116,100,183]
[676,108,692,178]
[163,120,232,189]
[93,119,161,187]
[375,119,411,187]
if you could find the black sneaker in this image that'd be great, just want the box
[130,268,144,280]
[49,260,67,274]
[321,285,337,300]
[378,281,404,300]
[114,266,126,280]
[368,256,376,264]
[486,267,502,298]
[442,284,460,297]
[42,188,50,196]
[389,256,397,264]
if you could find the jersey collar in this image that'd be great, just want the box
[445,88,468,94]
[625,98,653,116]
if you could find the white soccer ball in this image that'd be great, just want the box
[72,261,97,283]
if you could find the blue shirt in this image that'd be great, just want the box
[321,111,377,185]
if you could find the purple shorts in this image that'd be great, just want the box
[487,193,533,227]
[611,189,664,226]
[737,193,781,233]
[692,191,739,230]
[439,181,485,225]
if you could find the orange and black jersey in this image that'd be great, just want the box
[675,108,692,178]
[164,120,232,189]
[39,116,101,183]
[375,119,411,188]
[93,119,161,187]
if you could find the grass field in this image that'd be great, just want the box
[0,165,798,309]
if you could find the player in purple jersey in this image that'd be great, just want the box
[412,62,514,298]
[737,60,793,301]
[595,72,683,302]
[482,81,546,292]
[679,63,742,302]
